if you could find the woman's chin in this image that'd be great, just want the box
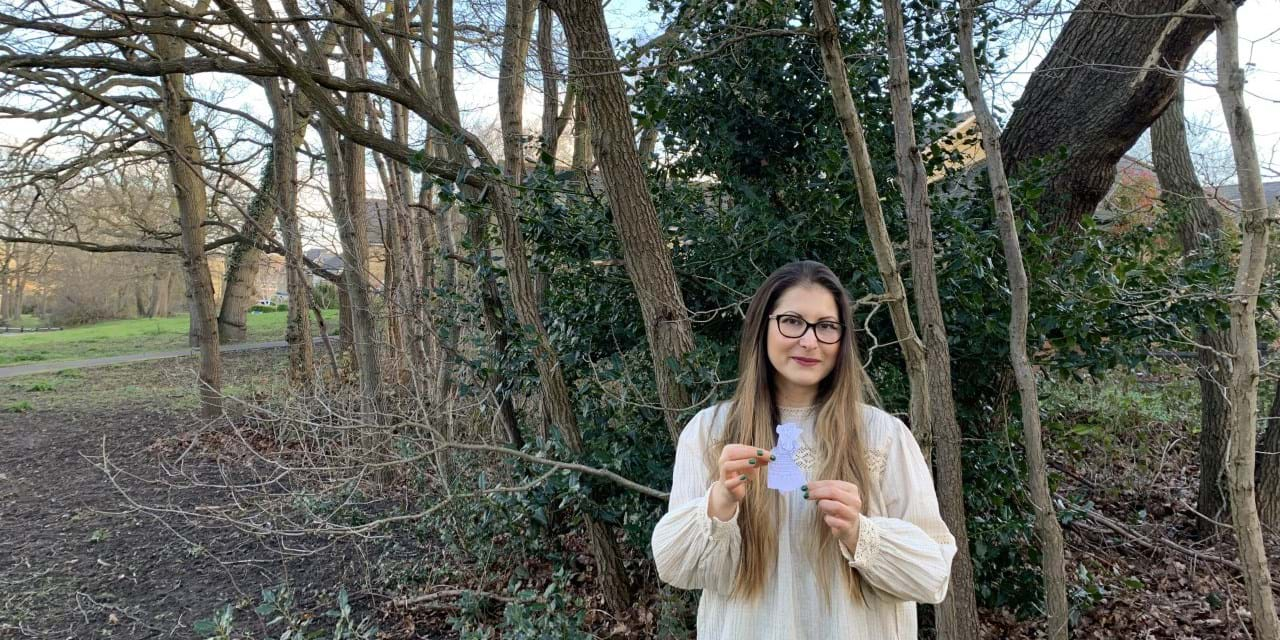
[780,369,825,391]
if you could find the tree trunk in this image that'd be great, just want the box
[1260,385,1280,530]
[216,156,275,343]
[547,0,696,444]
[811,0,931,458]
[264,81,314,387]
[1150,79,1234,537]
[1000,0,1218,231]
[882,1,979,636]
[958,4,1068,638]
[485,175,630,610]
[500,0,537,179]
[147,268,168,317]
[571,97,592,174]
[1204,3,1280,636]
[538,3,560,163]
[148,15,223,419]
[332,25,381,412]
[430,0,463,411]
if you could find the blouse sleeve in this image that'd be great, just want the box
[839,416,958,604]
[650,407,741,594]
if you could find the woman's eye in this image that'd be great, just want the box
[818,322,840,332]
[780,317,805,328]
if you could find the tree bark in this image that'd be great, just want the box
[333,25,382,411]
[1204,2,1280,636]
[958,3,1068,638]
[500,0,537,179]
[264,83,314,387]
[147,9,223,418]
[811,0,931,457]
[216,156,274,343]
[1260,384,1280,530]
[882,1,978,636]
[1150,79,1234,537]
[547,0,697,444]
[538,3,560,163]
[1000,0,1218,231]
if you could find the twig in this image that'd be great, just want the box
[1065,498,1280,597]
[391,588,515,608]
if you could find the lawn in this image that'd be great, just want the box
[0,310,338,367]
[0,314,46,330]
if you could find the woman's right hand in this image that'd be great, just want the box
[708,445,773,520]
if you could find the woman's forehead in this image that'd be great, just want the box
[773,284,838,317]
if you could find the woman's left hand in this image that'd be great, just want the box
[803,480,863,547]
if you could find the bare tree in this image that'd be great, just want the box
[146,0,223,418]
[958,2,1068,637]
[1202,2,1280,636]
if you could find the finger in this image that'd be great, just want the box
[817,499,857,521]
[722,444,775,464]
[804,482,859,507]
[723,472,754,491]
[721,459,760,477]
[823,514,852,531]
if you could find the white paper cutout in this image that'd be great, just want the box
[767,422,807,492]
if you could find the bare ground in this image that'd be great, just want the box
[0,352,385,639]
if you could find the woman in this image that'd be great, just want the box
[651,261,956,639]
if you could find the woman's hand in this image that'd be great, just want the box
[803,480,864,548]
[707,445,773,521]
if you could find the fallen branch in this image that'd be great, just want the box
[392,588,516,608]
[1065,498,1280,597]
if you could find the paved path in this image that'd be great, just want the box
[0,338,327,379]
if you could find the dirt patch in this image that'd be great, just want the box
[0,355,386,639]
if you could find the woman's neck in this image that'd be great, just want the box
[774,380,818,408]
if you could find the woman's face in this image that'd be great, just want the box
[766,284,841,400]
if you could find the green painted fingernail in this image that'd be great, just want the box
[740,474,748,481]
[770,454,776,461]
[748,459,756,466]
[757,449,764,457]
[801,484,808,492]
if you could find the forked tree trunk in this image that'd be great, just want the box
[958,3,1068,638]
[1204,2,1280,636]
[811,0,932,457]
[1000,0,1219,231]
[264,83,314,387]
[882,1,978,636]
[148,10,222,418]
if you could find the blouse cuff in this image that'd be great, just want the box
[705,482,740,541]
[838,514,883,569]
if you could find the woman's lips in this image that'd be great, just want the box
[791,356,820,367]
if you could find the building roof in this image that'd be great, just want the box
[304,247,344,272]
[1207,181,1280,207]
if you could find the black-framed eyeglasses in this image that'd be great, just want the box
[769,313,844,344]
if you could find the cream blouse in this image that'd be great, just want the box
[651,402,957,639]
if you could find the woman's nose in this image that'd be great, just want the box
[798,329,819,348]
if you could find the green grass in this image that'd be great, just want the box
[0,314,46,329]
[0,310,338,367]
[0,348,291,412]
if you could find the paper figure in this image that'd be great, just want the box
[767,422,807,492]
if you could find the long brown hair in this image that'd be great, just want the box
[707,260,876,602]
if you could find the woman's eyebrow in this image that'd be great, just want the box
[778,309,839,321]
